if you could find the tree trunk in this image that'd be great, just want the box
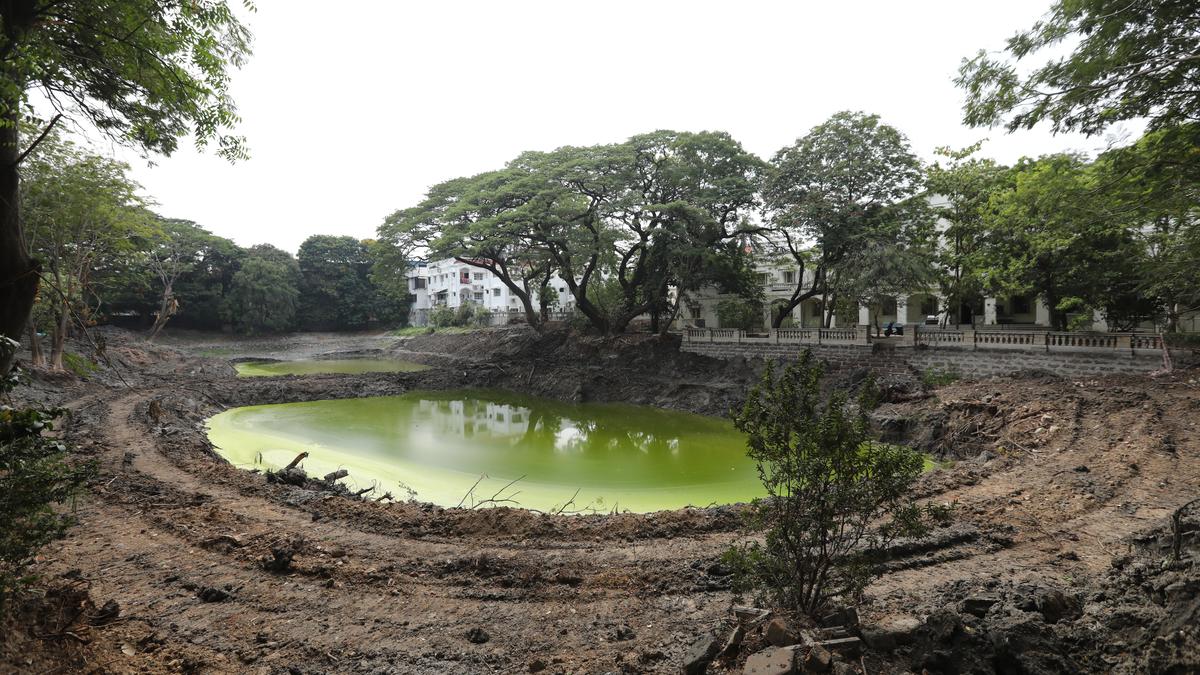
[50,293,68,371]
[0,109,39,376]
[26,318,43,367]
[147,282,175,341]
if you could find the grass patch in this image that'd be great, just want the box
[921,367,961,388]
[62,352,99,377]
[391,326,477,337]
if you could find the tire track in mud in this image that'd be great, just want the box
[37,389,742,673]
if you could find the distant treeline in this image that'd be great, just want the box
[20,127,408,369]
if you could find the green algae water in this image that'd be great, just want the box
[205,390,763,512]
[234,359,431,377]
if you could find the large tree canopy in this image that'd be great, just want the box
[0,0,253,373]
[762,111,931,328]
[957,0,1200,135]
[376,130,765,335]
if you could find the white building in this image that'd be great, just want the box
[406,258,575,326]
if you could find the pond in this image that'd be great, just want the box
[233,359,432,377]
[205,389,763,512]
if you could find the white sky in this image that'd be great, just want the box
[113,0,1118,253]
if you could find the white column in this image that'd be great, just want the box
[858,304,871,326]
[984,297,997,325]
[1092,309,1108,332]
[896,297,909,325]
[1035,299,1051,326]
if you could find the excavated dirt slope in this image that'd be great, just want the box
[2,326,1198,674]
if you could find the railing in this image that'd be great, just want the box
[710,328,741,342]
[975,331,1043,349]
[776,328,817,343]
[1048,332,1117,350]
[1132,334,1164,352]
[819,328,859,343]
[917,330,965,346]
[680,325,1172,357]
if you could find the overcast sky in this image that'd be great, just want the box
[114,0,1117,253]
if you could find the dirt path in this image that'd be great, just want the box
[26,386,751,674]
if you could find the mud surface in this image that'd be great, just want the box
[2,326,1199,674]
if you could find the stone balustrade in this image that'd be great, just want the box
[684,325,1169,357]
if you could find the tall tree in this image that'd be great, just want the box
[0,0,252,374]
[925,144,1014,325]
[296,235,375,331]
[22,133,152,369]
[763,111,928,328]
[144,219,216,341]
[957,0,1200,135]
[227,257,298,334]
[976,154,1138,331]
[604,131,764,333]
[1093,124,1200,331]
[170,230,242,330]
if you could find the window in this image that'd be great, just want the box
[412,278,426,290]
[783,270,796,284]
[493,288,501,297]
[474,292,484,301]
[558,287,565,293]
[882,298,897,316]
[811,303,823,317]
[474,272,484,281]
[1011,296,1032,314]
[920,297,937,315]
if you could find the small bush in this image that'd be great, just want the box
[921,368,960,388]
[61,351,99,377]
[716,298,763,332]
[429,305,457,328]
[725,351,943,614]
[0,340,93,606]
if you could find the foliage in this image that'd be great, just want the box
[957,0,1200,135]
[715,298,762,332]
[1092,124,1200,331]
[21,128,155,369]
[60,351,98,377]
[763,111,931,328]
[0,0,254,375]
[427,303,488,329]
[428,305,458,329]
[227,257,298,334]
[975,154,1140,331]
[296,235,377,331]
[725,354,936,614]
[168,229,243,330]
[376,129,765,335]
[920,368,961,388]
[925,144,1014,323]
[0,338,92,605]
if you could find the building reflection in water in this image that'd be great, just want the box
[411,397,682,455]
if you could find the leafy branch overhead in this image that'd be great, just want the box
[957,0,1200,135]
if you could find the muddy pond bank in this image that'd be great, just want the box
[4,326,1200,674]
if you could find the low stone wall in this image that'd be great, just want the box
[681,340,1191,380]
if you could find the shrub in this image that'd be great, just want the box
[61,351,99,377]
[429,305,457,328]
[716,298,763,331]
[725,351,943,614]
[0,339,93,606]
[921,367,961,388]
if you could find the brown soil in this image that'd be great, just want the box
[2,326,1199,674]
